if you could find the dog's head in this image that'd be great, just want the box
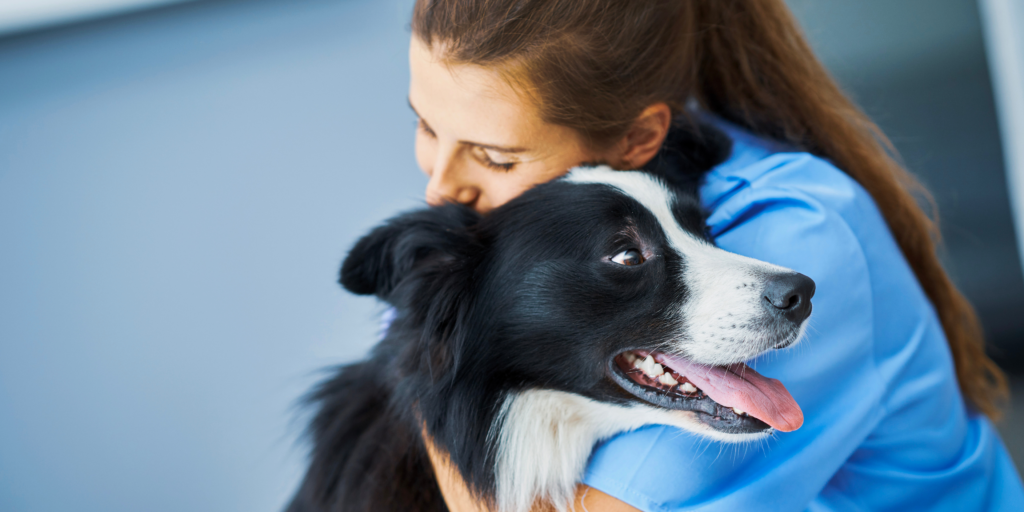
[342,166,812,438]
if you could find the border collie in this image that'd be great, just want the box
[288,125,814,512]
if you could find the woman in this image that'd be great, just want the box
[406,0,1023,510]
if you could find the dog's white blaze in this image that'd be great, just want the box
[492,389,766,512]
[565,167,798,364]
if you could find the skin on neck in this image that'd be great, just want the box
[409,36,671,213]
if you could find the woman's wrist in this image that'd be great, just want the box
[421,429,640,512]
[422,428,492,512]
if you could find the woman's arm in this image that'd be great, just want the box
[423,431,640,512]
[580,152,1024,510]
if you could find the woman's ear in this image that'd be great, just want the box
[617,103,672,170]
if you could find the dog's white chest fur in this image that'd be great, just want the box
[491,389,764,512]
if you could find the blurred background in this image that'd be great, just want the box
[0,0,1021,510]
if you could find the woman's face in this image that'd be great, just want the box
[409,37,616,213]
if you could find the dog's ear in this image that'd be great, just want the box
[340,204,480,298]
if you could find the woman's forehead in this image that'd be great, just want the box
[408,37,555,151]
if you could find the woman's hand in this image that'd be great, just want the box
[422,430,640,512]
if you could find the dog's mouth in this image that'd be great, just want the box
[609,350,803,435]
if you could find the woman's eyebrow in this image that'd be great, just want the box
[408,97,527,154]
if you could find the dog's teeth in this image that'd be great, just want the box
[680,382,698,393]
[623,352,638,364]
[640,356,664,378]
[632,357,644,369]
[732,407,745,416]
[658,373,678,386]
[639,355,654,374]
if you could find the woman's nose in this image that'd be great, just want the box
[425,155,480,207]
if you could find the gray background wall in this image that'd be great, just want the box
[0,1,422,510]
[0,1,1020,511]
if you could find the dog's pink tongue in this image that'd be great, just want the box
[659,354,803,432]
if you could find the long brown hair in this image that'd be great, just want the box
[412,0,1007,418]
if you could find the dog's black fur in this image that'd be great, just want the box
[287,121,732,512]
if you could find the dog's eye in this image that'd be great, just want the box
[611,249,645,266]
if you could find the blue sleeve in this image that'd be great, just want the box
[581,154,1024,511]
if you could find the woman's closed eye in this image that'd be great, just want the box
[473,146,517,172]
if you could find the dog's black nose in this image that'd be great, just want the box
[763,272,816,323]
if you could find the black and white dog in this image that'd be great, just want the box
[288,124,814,512]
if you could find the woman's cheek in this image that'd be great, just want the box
[482,176,529,211]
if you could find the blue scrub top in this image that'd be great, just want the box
[581,117,1024,511]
